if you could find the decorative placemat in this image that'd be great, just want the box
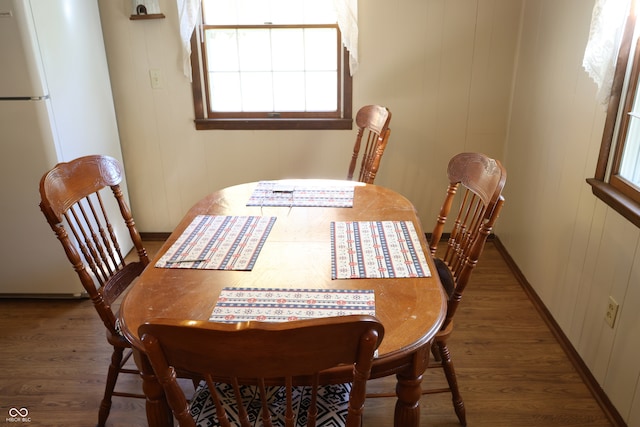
[331,221,432,279]
[155,215,276,270]
[210,287,375,322]
[246,180,355,208]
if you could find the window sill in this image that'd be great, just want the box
[195,118,353,131]
[586,178,640,228]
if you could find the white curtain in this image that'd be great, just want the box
[583,0,633,106]
[333,0,359,76]
[177,0,359,79]
[177,0,201,80]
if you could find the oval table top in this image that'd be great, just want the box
[120,180,446,374]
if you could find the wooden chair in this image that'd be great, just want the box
[347,105,392,184]
[427,152,506,425]
[39,154,149,427]
[366,152,506,426]
[139,315,385,427]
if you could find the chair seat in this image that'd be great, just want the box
[190,381,352,427]
[433,257,455,299]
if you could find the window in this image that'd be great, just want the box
[190,0,353,130]
[588,1,640,227]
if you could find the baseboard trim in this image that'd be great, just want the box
[141,232,171,241]
[492,236,627,427]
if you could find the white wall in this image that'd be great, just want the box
[97,0,640,424]
[98,0,519,232]
[500,0,640,425]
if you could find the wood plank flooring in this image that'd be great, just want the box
[0,241,614,427]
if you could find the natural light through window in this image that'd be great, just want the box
[621,110,640,187]
[618,19,640,190]
[610,13,640,196]
[588,0,640,227]
[202,0,339,113]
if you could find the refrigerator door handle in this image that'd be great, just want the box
[0,95,49,101]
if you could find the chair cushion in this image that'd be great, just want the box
[190,380,352,427]
[114,317,125,337]
[434,257,455,299]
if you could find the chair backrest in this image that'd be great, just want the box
[39,155,149,335]
[347,105,392,184]
[429,152,507,331]
[140,315,385,427]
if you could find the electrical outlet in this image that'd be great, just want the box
[149,69,162,89]
[605,296,619,328]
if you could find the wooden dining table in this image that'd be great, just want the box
[118,179,447,427]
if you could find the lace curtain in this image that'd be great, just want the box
[176,0,201,80]
[177,0,359,79]
[333,0,358,76]
[582,0,633,106]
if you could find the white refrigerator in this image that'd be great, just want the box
[0,0,130,297]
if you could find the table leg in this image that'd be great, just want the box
[393,346,430,427]
[133,349,174,427]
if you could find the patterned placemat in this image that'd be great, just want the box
[246,180,355,208]
[210,287,375,322]
[155,215,276,270]
[331,221,432,279]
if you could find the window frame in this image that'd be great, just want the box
[587,6,640,228]
[189,18,353,131]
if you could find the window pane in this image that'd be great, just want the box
[203,0,237,24]
[240,72,273,111]
[302,0,337,23]
[273,72,305,110]
[305,28,337,71]
[205,30,239,72]
[236,0,270,24]
[238,29,272,71]
[306,71,336,111]
[620,114,640,186]
[203,0,336,25]
[209,72,242,111]
[270,0,304,23]
[271,29,304,71]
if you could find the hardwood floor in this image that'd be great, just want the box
[0,241,615,427]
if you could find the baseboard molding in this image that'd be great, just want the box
[141,231,171,241]
[492,236,627,427]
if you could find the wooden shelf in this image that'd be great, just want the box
[130,13,165,20]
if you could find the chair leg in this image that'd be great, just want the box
[431,341,442,362]
[98,345,124,427]
[436,340,466,426]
